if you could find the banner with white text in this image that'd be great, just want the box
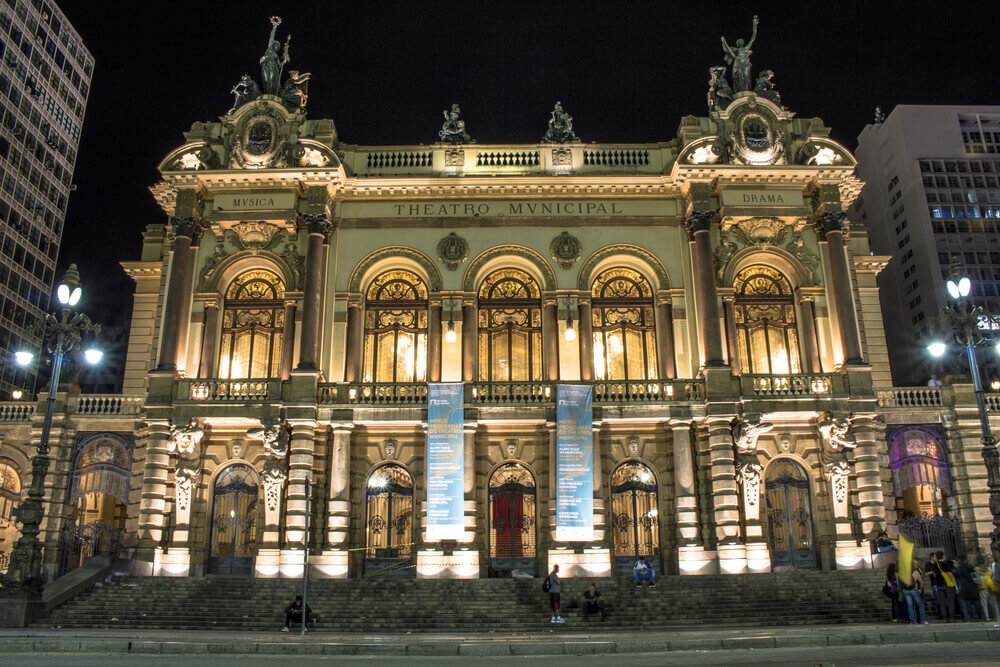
[556,384,594,541]
[426,383,465,541]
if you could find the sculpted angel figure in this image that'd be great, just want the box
[260,16,290,96]
[169,418,205,457]
[721,15,758,92]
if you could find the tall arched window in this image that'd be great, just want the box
[733,265,801,375]
[478,268,543,382]
[0,459,21,571]
[363,269,428,383]
[365,464,414,575]
[592,267,658,381]
[218,269,285,379]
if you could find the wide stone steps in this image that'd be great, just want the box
[37,570,886,631]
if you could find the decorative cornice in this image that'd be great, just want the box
[120,261,162,281]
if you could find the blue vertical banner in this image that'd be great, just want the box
[426,383,465,541]
[556,384,594,541]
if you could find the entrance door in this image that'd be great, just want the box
[364,464,414,576]
[488,463,536,577]
[208,464,258,575]
[610,461,661,571]
[765,459,817,569]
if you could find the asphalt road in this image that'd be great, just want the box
[5,642,1000,666]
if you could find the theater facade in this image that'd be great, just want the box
[0,21,996,583]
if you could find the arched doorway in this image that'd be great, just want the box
[365,464,414,576]
[207,463,259,576]
[610,461,661,571]
[488,463,537,577]
[0,459,21,573]
[764,459,817,569]
[60,434,132,575]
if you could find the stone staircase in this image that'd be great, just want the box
[36,570,887,631]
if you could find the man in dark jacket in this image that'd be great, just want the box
[282,595,314,631]
[929,551,957,621]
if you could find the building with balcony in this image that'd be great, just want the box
[0,22,996,588]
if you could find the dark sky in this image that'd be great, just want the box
[57,0,1000,329]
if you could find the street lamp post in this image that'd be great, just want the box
[927,262,1000,565]
[0,265,103,604]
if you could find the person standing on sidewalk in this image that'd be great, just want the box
[900,562,930,625]
[955,554,982,621]
[975,555,1000,621]
[932,551,958,621]
[545,564,565,624]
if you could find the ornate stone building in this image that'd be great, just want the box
[0,19,995,583]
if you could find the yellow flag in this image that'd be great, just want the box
[898,534,915,587]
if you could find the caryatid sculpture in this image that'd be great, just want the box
[247,417,289,460]
[721,15,758,92]
[168,418,205,457]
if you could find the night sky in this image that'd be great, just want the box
[57,1,1000,338]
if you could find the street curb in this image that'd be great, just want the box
[0,628,998,656]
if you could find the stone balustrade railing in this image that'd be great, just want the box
[742,374,838,397]
[0,402,35,422]
[986,393,1000,411]
[178,379,278,402]
[876,387,943,408]
[70,394,144,416]
[318,383,429,405]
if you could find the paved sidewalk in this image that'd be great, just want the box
[0,621,998,656]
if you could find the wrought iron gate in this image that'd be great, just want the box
[207,463,258,576]
[57,522,128,576]
[610,461,661,571]
[365,464,414,576]
[488,463,536,576]
[897,513,963,559]
[765,459,817,569]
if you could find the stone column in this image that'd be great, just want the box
[428,300,442,383]
[343,298,363,382]
[547,421,557,540]
[463,424,478,546]
[296,214,332,371]
[671,421,699,546]
[156,217,199,372]
[707,417,745,573]
[197,300,219,379]
[722,298,740,375]
[543,299,560,381]
[798,295,822,373]
[280,421,315,577]
[592,424,605,546]
[462,301,477,381]
[136,421,173,573]
[326,425,352,548]
[656,296,676,379]
[816,211,863,365]
[851,416,886,539]
[686,211,726,367]
[736,455,768,572]
[578,299,595,381]
[280,301,297,380]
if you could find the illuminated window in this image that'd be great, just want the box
[218,270,285,379]
[362,269,428,383]
[733,265,801,375]
[0,459,21,571]
[478,268,543,382]
[591,267,658,381]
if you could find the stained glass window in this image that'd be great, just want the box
[733,265,801,375]
[477,268,543,382]
[591,267,658,380]
[218,270,285,379]
[362,270,428,383]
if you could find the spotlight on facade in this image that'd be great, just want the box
[927,341,947,357]
[14,350,34,366]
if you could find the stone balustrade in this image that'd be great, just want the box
[178,379,277,402]
[0,401,35,422]
[70,394,144,416]
[742,374,838,397]
[876,387,943,408]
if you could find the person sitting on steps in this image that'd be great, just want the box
[282,595,315,632]
[582,582,607,621]
[633,557,656,588]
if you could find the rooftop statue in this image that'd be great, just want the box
[721,15,758,92]
[439,104,474,144]
[753,69,781,107]
[542,101,579,143]
[260,16,291,96]
[707,66,733,111]
[228,75,261,115]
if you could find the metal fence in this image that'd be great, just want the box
[57,522,130,577]
[896,513,964,559]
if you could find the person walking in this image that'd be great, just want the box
[545,564,565,624]
[975,555,1000,621]
[955,554,982,621]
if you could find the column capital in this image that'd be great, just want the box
[813,211,846,241]
[171,216,203,241]
[331,422,354,434]
[684,210,718,239]
[668,419,693,430]
[303,212,334,237]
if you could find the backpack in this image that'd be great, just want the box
[542,575,551,593]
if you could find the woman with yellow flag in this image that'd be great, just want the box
[897,535,930,625]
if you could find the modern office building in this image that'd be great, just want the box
[855,105,1000,385]
[0,1,92,396]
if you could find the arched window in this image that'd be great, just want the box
[363,269,428,383]
[478,268,543,382]
[0,459,21,570]
[733,265,801,375]
[218,269,285,379]
[591,267,658,381]
[365,464,414,575]
[888,425,952,517]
